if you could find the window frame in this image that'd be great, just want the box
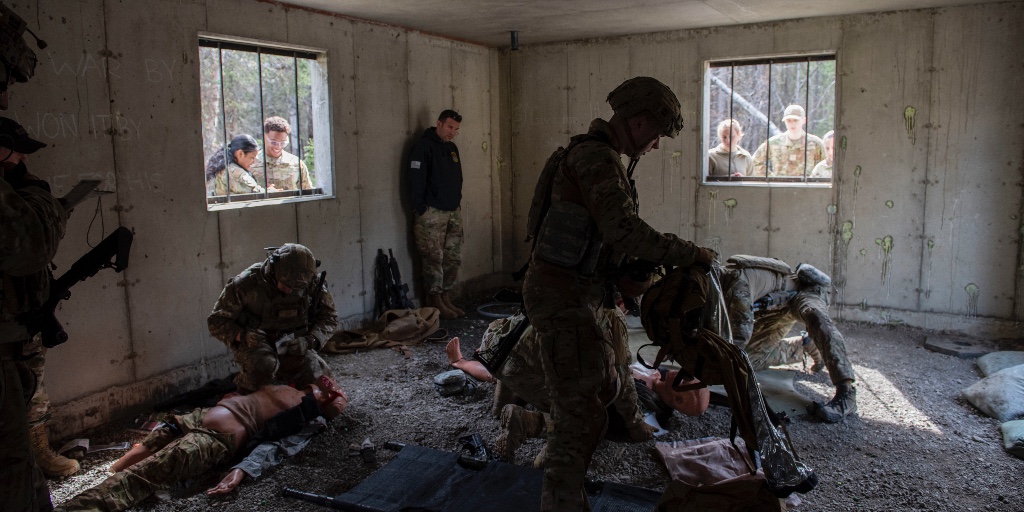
[701,52,837,189]
[198,33,335,211]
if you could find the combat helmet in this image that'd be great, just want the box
[606,76,684,138]
[266,243,317,289]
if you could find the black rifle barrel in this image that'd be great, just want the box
[281,488,385,512]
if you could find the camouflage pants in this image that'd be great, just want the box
[491,308,643,435]
[523,259,615,512]
[0,345,52,512]
[413,206,463,294]
[22,337,48,427]
[231,341,332,393]
[728,281,855,386]
[57,409,234,512]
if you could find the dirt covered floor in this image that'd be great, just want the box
[49,293,1024,511]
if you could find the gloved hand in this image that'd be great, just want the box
[242,329,267,349]
[276,334,317,356]
[697,247,719,266]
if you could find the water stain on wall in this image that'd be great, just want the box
[707,190,718,226]
[723,198,738,221]
[904,106,917,145]
[964,282,979,317]
[707,236,722,256]
[875,235,894,285]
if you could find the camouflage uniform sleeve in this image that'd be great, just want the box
[229,166,265,194]
[570,144,702,268]
[208,279,247,346]
[0,180,68,276]
[299,161,314,190]
[307,284,338,348]
[750,141,768,176]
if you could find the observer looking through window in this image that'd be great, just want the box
[199,36,333,210]
[704,54,836,186]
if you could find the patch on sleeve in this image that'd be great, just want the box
[410,161,422,169]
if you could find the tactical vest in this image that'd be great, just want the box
[232,266,312,336]
[525,133,611,274]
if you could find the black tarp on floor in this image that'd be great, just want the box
[328,445,661,512]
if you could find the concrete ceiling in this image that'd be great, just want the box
[278,0,1002,47]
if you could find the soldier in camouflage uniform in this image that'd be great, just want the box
[719,254,857,422]
[206,134,265,197]
[1,117,68,511]
[522,77,715,512]
[250,116,314,193]
[750,105,825,177]
[471,307,653,466]
[55,379,349,512]
[408,110,465,320]
[208,244,337,393]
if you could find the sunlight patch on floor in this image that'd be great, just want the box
[854,365,943,435]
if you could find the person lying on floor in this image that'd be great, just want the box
[446,306,656,466]
[55,377,349,512]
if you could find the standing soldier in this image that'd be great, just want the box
[2,6,74,510]
[250,116,314,192]
[208,244,337,394]
[407,109,465,320]
[750,104,825,177]
[522,76,716,511]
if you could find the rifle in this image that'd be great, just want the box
[281,487,385,512]
[18,226,133,348]
[387,249,413,310]
[307,270,326,328]
[373,249,389,318]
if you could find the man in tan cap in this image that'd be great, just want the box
[750,104,826,177]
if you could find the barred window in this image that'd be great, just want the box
[199,35,333,209]
[703,54,836,186]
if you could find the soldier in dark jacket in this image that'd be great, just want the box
[407,110,465,320]
[523,77,715,512]
[208,244,337,393]
[1,116,69,512]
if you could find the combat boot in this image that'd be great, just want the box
[427,293,457,320]
[441,292,466,317]
[801,332,825,373]
[810,382,857,423]
[494,404,544,464]
[30,424,80,477]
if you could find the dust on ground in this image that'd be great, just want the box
[49,293,1024,511]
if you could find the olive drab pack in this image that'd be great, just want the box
[640,264,817,498]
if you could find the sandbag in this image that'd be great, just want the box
[1000,420,1024,459]
[962,365,1024,421]
[977,352,1024,377]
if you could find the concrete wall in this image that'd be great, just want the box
[8,0,500,437]
[9,0,1023,437]
[501,2,1024,337]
